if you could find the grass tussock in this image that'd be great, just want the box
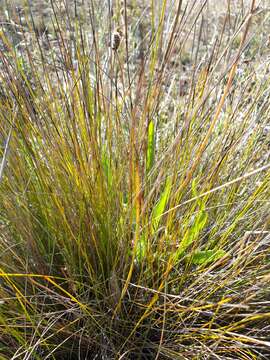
[0,0,269,359]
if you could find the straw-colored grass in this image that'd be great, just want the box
[0,1,269,358]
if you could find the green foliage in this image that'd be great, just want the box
[180,209,208,253]
[187,249,227,266]
[151,176,172,232]
[102,148,113,189]
[173,179,208,262]
[146,120,155,173]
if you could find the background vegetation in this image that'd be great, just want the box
[0,0,269,358]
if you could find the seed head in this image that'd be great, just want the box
[111,28,123,51]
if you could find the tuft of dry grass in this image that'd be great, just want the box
[0,0,269,358]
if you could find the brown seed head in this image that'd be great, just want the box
[111,28,123,51]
